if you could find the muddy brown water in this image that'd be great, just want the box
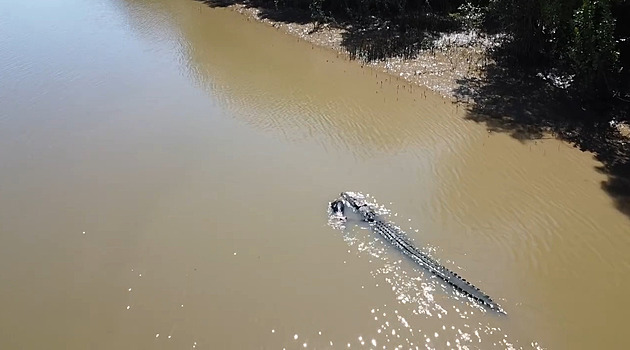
[1,0,628,349]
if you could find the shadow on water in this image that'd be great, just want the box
[197,0,312,23]
[453,62,630,220]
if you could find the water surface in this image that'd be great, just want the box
[0,0,628,349]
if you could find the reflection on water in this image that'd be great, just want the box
[327,193,533,349]
[0,0,629,349]
[124,0,473,160]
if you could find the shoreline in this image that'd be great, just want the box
[223,2,629,220]
[224,3,630,139]
[227,4,498,103]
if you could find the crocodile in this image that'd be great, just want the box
[335,192,505,314]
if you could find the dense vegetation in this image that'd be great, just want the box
[485,0,628,103]
[224,0,628,109]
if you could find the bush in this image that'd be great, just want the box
[571,0,620,97]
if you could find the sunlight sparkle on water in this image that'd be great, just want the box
[327,192,535,349]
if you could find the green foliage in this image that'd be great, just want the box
[455,2,486,30]
[487,0,625,101]
[308,0,325,22]
[571,0,619,95]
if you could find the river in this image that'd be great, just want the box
[0,0,628,349]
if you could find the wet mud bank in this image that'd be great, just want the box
[199,0,498,100]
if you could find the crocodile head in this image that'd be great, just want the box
[330,199,345,216]
[340,192,363,209]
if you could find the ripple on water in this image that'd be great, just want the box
[324,192,543,349]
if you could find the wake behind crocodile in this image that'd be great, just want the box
[328,191,505,314]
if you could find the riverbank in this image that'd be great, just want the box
[221,3,629,125]
[214,1,629,220]
[222,3,498,101]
